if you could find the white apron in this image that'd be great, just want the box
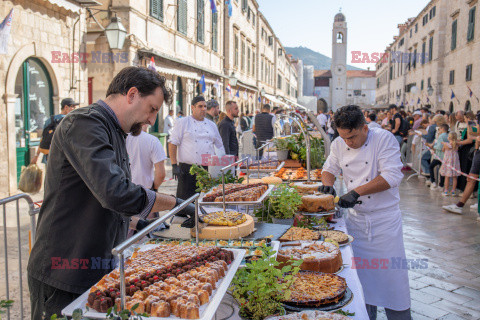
[323,128,411,310]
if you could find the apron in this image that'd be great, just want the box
[346,207,411,311]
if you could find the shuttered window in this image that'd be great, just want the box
[428,36,433,62]
[468,7,476,42]
[197,0,205,43]
[177,0,187,35]
[211,12,218,51]
[150,0,163,21]
[451,20,457,51]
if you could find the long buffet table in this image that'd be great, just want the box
[154,211,369,319]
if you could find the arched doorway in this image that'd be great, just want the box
[465,100,471,112]
[14,58,54,181]
[449,102,454,114]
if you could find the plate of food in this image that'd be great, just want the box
[281,271,353,312]
[199,183,273,205]
[318,230,353,247]
[266,310,352,320]
[278,227,321,242]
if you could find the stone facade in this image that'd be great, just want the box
[0,0,87,195]
[376,0,480,113]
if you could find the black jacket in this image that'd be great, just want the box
[218,116,239,156]
[27,103,148,294]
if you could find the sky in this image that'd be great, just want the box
[258,0,430,70]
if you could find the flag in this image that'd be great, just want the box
[417,98,421,104]
[235,90,240,98]
[148,56,156,71]
[258,96,261,103]
[0,9,14,54]
[226,84,231,93]
[451,89,455,99]
[210,0,217,13]
[243,91,248,99]
[226,0,233,17]
[426,97,430,103]
[468,86,473,98]
[199,75,206,93]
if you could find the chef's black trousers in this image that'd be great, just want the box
[176,163,207,200]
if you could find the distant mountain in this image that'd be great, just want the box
[285,46,365,71]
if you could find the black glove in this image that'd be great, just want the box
[318,185,336,197]
[136,218,157,231]
[338,190,361,208]
[172,164,180,180]
[174,198,204,227]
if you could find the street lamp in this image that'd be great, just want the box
[105,16,127,50]
[229,72,238,87]
[427,85,434,96]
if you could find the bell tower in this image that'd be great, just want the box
[331,10,347,111]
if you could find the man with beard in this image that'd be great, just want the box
[27,67,197,319]
[218,101,240,157]
[169,96,225,199]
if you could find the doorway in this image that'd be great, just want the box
[14,58,54,181]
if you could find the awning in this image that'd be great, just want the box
[45,0,81,13]
[155,65,199,81]
[264,94,289,108]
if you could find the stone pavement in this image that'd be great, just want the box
[1,164,480,319]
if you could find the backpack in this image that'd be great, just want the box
[38,115,62,154]
[398,117,410,137]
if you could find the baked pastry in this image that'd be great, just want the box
[292,181,323,194]
[299,194,335,213]
[318,230,349,244]
[276,241,343,273]
[203,183,268,202]
[203,211,246,226]
[266,310,351,320]
[283,271,347,306]
[261,176,283,185]
[279,227,320,242]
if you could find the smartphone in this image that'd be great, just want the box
[468,120,476,126]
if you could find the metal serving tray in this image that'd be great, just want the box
[62,246,246,320]
[199,184,274,206]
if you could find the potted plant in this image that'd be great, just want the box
[274,138,289,161]
[230,246,302,320]
[269,184,302,225]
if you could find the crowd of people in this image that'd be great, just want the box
[331,105,480,219]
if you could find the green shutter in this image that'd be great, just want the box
[468,7,476,42]
[197,0,204,43]
[177,0,187,35]
[451,20,457,50]
[212,12,218,51]
[421,42,426,64]
[429,36,433,62]
[150,0,163,21]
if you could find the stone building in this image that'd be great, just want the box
[0,0,88,195]
[376,0,480,113]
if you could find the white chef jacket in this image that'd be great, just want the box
[164,115,175,135]
[169,116,225,165]
[323,127,411,311]
[317,113,327,127]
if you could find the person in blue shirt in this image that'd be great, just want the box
[429,124,449,189]
[31,98,79,164]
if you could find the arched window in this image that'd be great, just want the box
[449,102,454,113]
[336,32,344,43]
[465,100,471,112]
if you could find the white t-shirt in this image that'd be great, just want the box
[317,113,327,126]
[126,131,167,189]
[164,115,175,135]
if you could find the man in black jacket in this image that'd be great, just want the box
[252,104,275,158]
[27,67,196,319]
[218,101,239,156]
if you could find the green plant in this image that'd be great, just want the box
[0,300,13,319]
[295,215,329,230]
[230,246,302,320]
[269,185,302,219]
[189,164,243,192]
[274,138,289,151]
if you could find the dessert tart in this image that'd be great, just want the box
[283,271,347,307]
[292,181,323,194]
[203,183,268,202]
[279,227,320,242]
[266,310,351,320]
[276,241,342,273]
[202,211,246,226]
[299,194,335,213]
[318,230,349,245]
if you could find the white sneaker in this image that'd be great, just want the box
[442,204,463,214]
[471,203,478,210]
[430,183,437,190]
[426,180,432,187]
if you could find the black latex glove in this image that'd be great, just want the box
[174,198,204,227]
[338,190,361,208]
[318,185,336,197]
[172,164,180,180]
[136,218,157,231]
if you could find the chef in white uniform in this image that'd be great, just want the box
[320,105,411,320]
